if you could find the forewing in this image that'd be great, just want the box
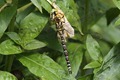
[63,17,74,38]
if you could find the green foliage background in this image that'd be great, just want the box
[0,0,120,80]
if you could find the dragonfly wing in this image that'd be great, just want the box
[63,17,74,38]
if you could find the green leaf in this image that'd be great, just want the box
[6,32,21,44]
[103,43,120,66]
[0,39,23,55]
[0,0,5,7]
[84,61,101,69]
[16,4,35,23]
[6,32,46,50]
[91,16,120,44]
[30,0,42,13]
[86,35,102,61]
[76,0,113,33]
[38,28,62,52]
[17,0,30,8]
[115,17,120,26]
[113,0,120,9]
[19,12,48,44]
[0,4,17,38]
[78,74,93,80]
[31,0,52,13]
[17,53,66,80]
[106,8,120,25]
[94,42,120,80]
[0,71,17,80]
[22,39,46,50]
[68,43,83,77]
[63,75,76,80]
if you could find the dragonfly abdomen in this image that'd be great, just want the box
[56,24,72,74]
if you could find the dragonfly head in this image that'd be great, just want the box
[50,9,64,23]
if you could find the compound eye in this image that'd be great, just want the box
[53,11,55,15]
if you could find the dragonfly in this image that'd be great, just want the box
[47,0,74,74]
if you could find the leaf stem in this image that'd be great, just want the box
[82,0,89,34]
[4,3,16,71]
[4,55,15,72]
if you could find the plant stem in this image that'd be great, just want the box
[4,55,15,72]
[4,8,16,72]
[82,0,89,34]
